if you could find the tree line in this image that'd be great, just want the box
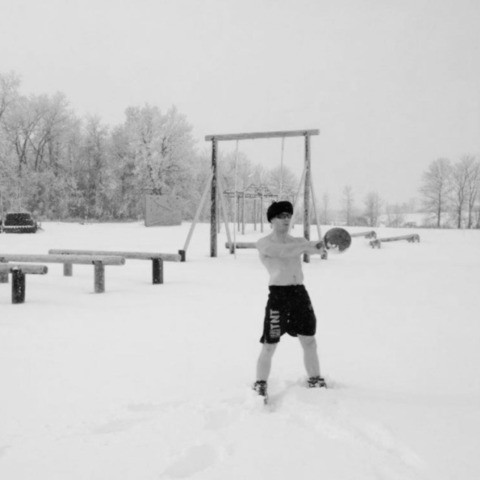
[419,156,480,228]
[330,154,480,230]
[0,71,296,222]
[2,71,478,228]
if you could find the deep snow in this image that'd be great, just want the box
[1,222,479,479]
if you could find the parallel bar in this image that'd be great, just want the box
[205,129,320,142]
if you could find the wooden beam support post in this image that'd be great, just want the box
[152,258,164,284]
[12,269,26,304]
[210,138,218,257]
[94,262,105,293]
[64,263,73,276]
[303,133,311,263]
[0,258,8,283]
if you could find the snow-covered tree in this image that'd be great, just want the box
[420,158,452,227]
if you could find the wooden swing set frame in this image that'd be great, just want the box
[180,129,321,262]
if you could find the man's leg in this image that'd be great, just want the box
[256,342,278,381]
[298,335,320,378]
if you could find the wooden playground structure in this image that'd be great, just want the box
[222,184,280,235]
[180,129,323,263]
[0,249,182,303]
[0,126,422,305]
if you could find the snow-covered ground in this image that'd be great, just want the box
[1,222,479,480]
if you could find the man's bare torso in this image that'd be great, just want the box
[256,234,310,286]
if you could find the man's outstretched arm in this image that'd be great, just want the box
[256,238,323,258]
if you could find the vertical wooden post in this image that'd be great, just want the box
[94,262,105,293]
[237,195,241,232]
[64,263,73,276]
[260,193,264,233]
[217,195,221,234]
[303,134,311,263]
[12,269,26,304]
[152,258,163,284]
[242,191,246,235]
[0,258,8,283]
[210,138,218,257]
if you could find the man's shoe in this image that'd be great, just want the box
[252,380,268,397]
[307,375,327,388]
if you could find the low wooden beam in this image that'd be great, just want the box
[0,254,125,265]
[370,234,420,248]
[48,250,181,262]
[0,264,48,304]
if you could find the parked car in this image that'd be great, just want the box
[1,212,39,233]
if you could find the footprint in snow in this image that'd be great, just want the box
[160,444,218,479]
[0,445,11,458]
[91,417,146,435]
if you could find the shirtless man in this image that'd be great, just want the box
[253,201,326,400]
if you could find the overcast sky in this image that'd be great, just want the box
[1,0,479,207]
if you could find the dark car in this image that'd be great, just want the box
[1,212,39,233]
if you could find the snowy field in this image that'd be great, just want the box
[1,221,479,480]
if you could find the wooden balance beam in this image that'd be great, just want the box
[0,264,48,304]
[0,254,125,293]
[48,249,182,285]
[225,242,257,250]
[350,230,377,239]
[369,233,420,249]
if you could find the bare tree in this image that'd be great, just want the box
[420,158,452,227]
[342,185,354,226]
[123,104,195,197]
[463,156,480,228]
[385,203,405,227]
[450,156,478,228]
[267,165,297,199]
[364,191,382,227]
[0,71,20,122]
[321,192,330,224]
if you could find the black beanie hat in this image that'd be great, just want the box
[267,201,294,222]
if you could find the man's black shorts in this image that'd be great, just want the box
[260,285,317,344]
